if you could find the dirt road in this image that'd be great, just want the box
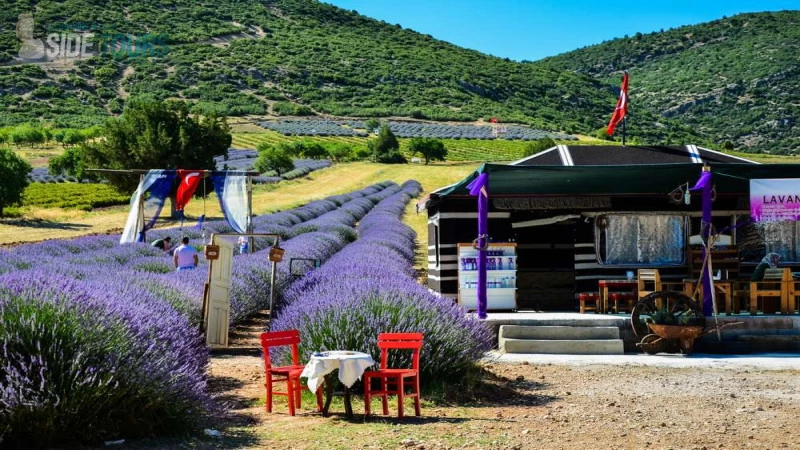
[197,315,800,450]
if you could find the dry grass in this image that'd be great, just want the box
[0,162,478,246]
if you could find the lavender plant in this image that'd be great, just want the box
[0,271,210,447]
[273,181,493,384]
[0,181,405,445]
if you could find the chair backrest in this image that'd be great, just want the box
[377,332,424,372]
[260,329,301,369]
[763,267,790,281]
[637,269,662,297]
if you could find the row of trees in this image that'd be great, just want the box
[0,125,102,147]
[253,124,450,175]
[1,103,457,217]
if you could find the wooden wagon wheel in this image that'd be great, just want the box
[630,291,704,339]
[636,334,665,355]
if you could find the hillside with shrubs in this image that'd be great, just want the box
[540,11,800,154]
[0,0,701,144]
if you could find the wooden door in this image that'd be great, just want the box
[204,237,235,347]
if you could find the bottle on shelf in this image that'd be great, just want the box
[507,257,514,270]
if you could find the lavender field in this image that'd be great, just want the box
[0,180,404,446]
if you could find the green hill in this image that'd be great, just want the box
[0,0,697,144]
[540,11,800,154]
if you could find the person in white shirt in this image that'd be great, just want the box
[173,237,199,271]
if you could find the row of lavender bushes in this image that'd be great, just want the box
[0,181,399,447]
[273,181,494,385]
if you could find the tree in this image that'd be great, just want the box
[255,143,294,175]
[0,147,32,217]
[407,137,447,164]
[523,137,556,157]
[327,144,353,162]
[49,146,93,182]
[364,118,381,133]
[299,140,328,159]
[368,125,406,164]
[50,98,231,193]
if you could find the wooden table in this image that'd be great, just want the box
[683,279,735,315]
[598,279,638,314]
[301,351,375,418]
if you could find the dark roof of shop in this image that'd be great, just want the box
[431,163,800,199]
[511,145,756,166]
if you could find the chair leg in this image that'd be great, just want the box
[364,376,371,416]
[287,378,296,416]
[381,377,389,415]
[294,376,302,410]
[750,292,757,315]
[413,376,421,417]
[397,376,405,418]
[315,383,324,412]
[266,375,273,413]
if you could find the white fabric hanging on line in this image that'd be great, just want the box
[213,172,249,233]
[120,170,167,244]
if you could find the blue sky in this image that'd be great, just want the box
[324,0,798,61]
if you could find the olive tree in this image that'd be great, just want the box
[0,147,32,217]
[255,143,294,176]
[407,137,447,164]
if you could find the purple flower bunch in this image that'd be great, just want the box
[273,180,493,384]
[0,270,210,447]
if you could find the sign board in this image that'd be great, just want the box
[750,179,800,222]
[204,244,220,260]
[269,246,285,262]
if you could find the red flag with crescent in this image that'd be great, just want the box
[606,71,629,135]
[175,170,202,211]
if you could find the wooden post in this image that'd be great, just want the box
[268,236,280,325]
[247,175,254,252]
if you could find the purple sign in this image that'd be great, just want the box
[750,179,800,222]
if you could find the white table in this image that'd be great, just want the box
[301,350,375,417]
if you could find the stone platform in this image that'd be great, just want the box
[480,312,800,354]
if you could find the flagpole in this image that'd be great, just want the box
[622,116,626,147]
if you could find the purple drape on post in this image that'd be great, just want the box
[467,173,489,319]
[690,170,713,316]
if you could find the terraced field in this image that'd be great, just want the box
[232,130,536,162]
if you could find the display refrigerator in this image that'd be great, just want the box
[457,242,517,311]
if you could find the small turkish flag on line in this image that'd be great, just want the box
[606,71,629,136]
[175,170,202,211]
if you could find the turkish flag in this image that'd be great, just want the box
[175,170,202,211]
[606,71,629,135]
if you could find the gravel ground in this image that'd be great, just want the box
[195,314,800,450]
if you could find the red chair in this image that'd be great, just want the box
[259,330,323,416]
[363,332,423,418]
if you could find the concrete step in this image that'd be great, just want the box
[500,325,620,340]
[500,338,625,355]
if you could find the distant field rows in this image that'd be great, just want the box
[231,131,532,161]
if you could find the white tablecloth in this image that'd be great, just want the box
[300,351,376,393]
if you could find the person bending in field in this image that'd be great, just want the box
[151,236,173,253]
[173,237,199,271]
